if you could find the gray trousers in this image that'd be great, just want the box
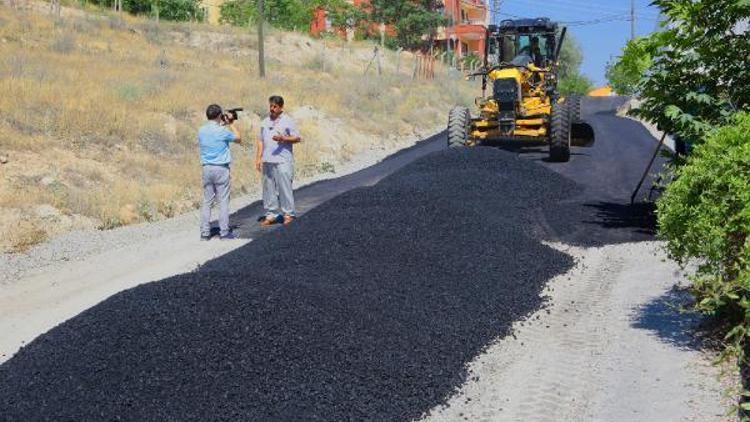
[200,165,230,237]
[262,161,295,218]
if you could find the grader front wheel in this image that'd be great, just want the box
[447,106,471,148]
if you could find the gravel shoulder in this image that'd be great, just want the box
[421,241,735,422]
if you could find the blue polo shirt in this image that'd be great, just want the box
[198,121,236,166]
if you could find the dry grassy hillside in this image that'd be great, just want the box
[0,4,475,252]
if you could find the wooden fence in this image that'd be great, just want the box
[413,54,435,80]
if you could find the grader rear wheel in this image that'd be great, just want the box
[448,106,471,148]
[568,95,582,123]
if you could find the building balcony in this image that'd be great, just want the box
[459,18,487,26]
[443,22,486,40]
[460,0,487,10]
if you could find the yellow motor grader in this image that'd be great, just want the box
[448,18,595,162]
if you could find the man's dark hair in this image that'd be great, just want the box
[268,96,284,107]
[206,104,223,120]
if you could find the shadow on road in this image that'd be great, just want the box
[582,201,657,234]
[631,286,707,351]
[538,199,657,247]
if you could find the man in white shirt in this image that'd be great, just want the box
[255,95,301,226]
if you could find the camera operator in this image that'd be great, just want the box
[198,104,242,240]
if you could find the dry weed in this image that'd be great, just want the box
[0,5,475,252]
[8,218,48,253]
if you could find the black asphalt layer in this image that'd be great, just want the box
[0,98,665,421]
[533,96,667,246]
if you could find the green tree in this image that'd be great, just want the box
[220,0,316,30]
[323,0,366,30]
[634,0,750,144]
[220,0,363,31]
[87,0,203,20]
[558,31,582,79]
[557,31,593,95]
[605,36,657,96]
[558,73,593,96]
[366,0,445,49]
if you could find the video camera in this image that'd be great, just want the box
[221,107,244,124]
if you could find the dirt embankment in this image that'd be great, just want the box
[0,4,475,253]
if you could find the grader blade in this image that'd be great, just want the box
[571,122,595,147]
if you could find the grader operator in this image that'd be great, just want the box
[447,18,595,162]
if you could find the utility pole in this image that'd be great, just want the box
[257,0,266,78]
[630,0,635,40]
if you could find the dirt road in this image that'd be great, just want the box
[421,242,728,422]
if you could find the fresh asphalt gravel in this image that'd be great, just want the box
[0,98,665,421]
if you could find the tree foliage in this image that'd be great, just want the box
[220,0,364,31]
[558,73,593,96]
[366,0,445,49]
[633,0,750,144]
[88,0,203,21]
[219,0,440,47]
[605,37,656,96]
[220,0,316,29]
[557,31,582,80]
[558,32,593,96]
[325,0,366,29]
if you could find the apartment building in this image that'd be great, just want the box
[436,0,489,58]
[311,0,489,58]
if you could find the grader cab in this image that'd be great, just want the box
[447,18,595,162]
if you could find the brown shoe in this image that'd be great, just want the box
[260,217,276,226]
[283,215,295,226]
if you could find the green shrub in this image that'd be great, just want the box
[657,112,750,357]
[86,0,204,21]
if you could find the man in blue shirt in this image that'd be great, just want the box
[198,104,242,240]
[254,95,301,226]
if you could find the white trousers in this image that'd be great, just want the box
[262,161,295,218]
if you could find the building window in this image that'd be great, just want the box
[324,11,332,31]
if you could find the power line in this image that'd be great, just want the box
[504,0,638,17]
[563,14,633,26]
[497,11,633,27]
[631,0,635,40]
[501,0,659,25]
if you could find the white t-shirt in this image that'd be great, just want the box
[260,113,299,164]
